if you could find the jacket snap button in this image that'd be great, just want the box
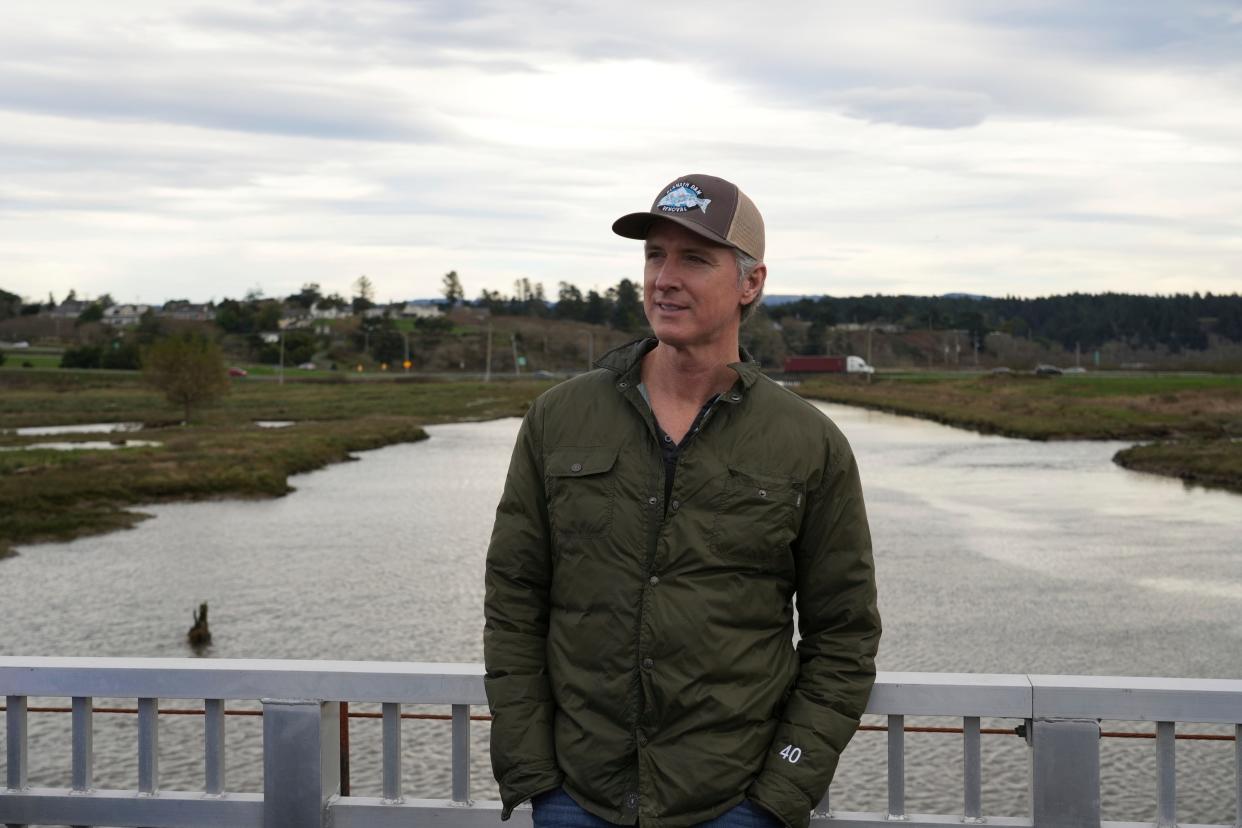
[647,496,657,505]
[649,575,660,586]
[570,462,583,472]
[641,657,654,670]
[758,489,767,498]
[670,500,680,511]
[731,393,741,401]
[618,381,628,389]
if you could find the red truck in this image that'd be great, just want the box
[783,355,874,374]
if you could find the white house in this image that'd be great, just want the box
[102,304,153,327]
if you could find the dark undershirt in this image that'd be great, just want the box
[651,393,720,512]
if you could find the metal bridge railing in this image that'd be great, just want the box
[1,657,1240,828]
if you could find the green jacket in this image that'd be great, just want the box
[484,338,880,828]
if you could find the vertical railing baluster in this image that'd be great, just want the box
[71,696,93,791]
[383,703,403,802]
[205,698,226,795]
[887,713,905,819]
[5,695,27,793]
[138,697,159,794]
[70,696,93,828]
[1156,721,1176,827]
[1235,723,1241,828]
[963,716,982,822]
[814,787,831,818]
[452,704,471,803]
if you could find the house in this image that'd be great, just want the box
[401,302,443,319]
[310,302,348,321]
[160,301,215,321]
[48,300,91,319]
[103,304,153,327]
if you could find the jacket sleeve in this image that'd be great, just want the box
[747,428,881,828]
[483,399,564,818]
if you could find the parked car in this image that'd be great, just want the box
[227,367,248,377]
[297,362,317,370]
[1033,364,1063,376]
[1063,366,1088,374]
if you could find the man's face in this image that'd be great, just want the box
[642,220,763,349]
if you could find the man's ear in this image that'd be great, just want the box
[740,262,766,306]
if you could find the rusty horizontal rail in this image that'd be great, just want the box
[3,704,1234,740]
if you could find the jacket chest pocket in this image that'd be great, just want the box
[709,466,802,564]
[546,446,619,539]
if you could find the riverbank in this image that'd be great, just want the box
[797,371,1242,493]
[0,371,548,557]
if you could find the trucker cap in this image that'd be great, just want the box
[612,174,765,262]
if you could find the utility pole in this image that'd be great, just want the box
[866,327,873,384]
[403,331,410,373]
[511,333,520,376]
[484,322,492,382]
[278,330,285,386]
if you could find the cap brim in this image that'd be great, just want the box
[611,212,737,250]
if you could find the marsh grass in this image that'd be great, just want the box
[0,372,548,556]
[797,372,1242,494]
[1114,439,1242,495]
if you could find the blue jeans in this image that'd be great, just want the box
[531,786,782,828]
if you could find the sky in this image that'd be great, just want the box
[2,0,1241,305]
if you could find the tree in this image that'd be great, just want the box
[288,283,322,310]
[352,275,375,312]
[611,279,644,331]
[555,282,584,320]
[142,334,230,423]
[76,302,104,325]
[442,271,464,307]
[0,288,21,320]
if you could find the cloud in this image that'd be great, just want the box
[1,0,1241,304]
[0,64,448,142]
[835,87,992,129]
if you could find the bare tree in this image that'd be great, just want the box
[142,334,230,423]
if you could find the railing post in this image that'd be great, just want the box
[1030,718,1100,828]
[262,699,340,828]
[452,703,472,804]
[5,695,27,828]
[5,696,26,792]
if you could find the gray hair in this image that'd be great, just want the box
[735,249,763,324]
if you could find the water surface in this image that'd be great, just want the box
[2,405,1239,821]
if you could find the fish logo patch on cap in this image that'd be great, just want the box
[657,182,711,214]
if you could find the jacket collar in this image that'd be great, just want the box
[595,337,761,390]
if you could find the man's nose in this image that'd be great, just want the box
[652,259,682,292]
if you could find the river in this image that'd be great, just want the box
[1,403,1240,822]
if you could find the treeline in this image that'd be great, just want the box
[472,277,645,331]
[765,292,1242,353]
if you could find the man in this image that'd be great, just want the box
[484,174,880,828]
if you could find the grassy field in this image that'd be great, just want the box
[799,371,1242,493]
[0,370,549,557]
[799,372,1242,439]
[1114,439,1242,493]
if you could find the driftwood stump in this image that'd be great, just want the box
[188,601,212,648]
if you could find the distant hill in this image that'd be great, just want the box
[764,294,815,306]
